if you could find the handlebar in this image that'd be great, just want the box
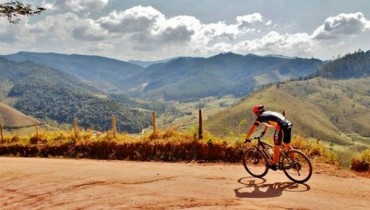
[244,134,264,143]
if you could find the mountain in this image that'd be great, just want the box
[314,50,370,79]
[128,57,177,68]
[4,51,145,92]
[205,51,370,146]
[122,53,323,100]
[0,57,152,133]
[205,77,370,145]
[3,51,323,101]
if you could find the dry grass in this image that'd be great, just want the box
[0,127,343,169]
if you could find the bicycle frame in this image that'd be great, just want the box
[248,136,294,167]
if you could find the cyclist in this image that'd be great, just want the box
[245,105,293,171]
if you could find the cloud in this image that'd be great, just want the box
[98,6,164,33]
[312,12,370,40]
[1,2,369,61]
[54,0,109,12]
[99,7,199,50]
[214,31,312,57]
[236,13,264,31]
[72,19,107,41]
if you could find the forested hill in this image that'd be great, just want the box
[0,57,152,133]
[123,53,323,100]
[4,51,145,92]
[314,50,370,79]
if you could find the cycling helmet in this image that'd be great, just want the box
[252,104,265,115]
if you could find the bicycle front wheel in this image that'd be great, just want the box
[242,148,268,178]
[281,150,312,183]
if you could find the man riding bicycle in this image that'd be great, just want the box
[245,105,293,171]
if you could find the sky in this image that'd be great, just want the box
[0,0,370,61]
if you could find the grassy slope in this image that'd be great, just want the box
[0,102,39,127]
[0,102,42,136]
[205,77,370,146]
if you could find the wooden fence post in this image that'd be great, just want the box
[152,112,156,134]
[73,118,78,138]
[198,109,203,139]
[0,123,3,143]
[35,123,39,138]
[112,115,117,138]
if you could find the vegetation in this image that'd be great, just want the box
[314,50,370,79]
[10,80,151,133]
[0,128,339,168]
[0,1,45,23]
[115,53,322,100]
[0,58,153,133]
[351,149,370,172]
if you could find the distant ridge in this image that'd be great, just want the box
[122,52,323,100]
[4,51,145,92]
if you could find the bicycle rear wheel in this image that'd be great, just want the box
[242,148,268,178]
[281,150,312,183]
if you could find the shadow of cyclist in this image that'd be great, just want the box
[234,177,311,198]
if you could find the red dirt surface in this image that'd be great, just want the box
[0,157,369,209]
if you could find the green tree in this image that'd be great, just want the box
[0,1,45,23]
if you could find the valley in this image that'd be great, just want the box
[1,50,370,168]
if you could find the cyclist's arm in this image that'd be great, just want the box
[246,122,259,139]
[262,125,269,135]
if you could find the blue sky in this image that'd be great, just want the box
[1,0,370,61]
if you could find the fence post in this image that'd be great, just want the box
[112,115,117,138]
[198,109,203,139]
[152,112,156,134]
[73,118,78,138]
[282,110,286,117]
[35,123,39,138]
[0,123,3,143]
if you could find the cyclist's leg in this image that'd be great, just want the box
[273,128,283,166]
[282,126,294,158]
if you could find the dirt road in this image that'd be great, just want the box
[0,157,369,209]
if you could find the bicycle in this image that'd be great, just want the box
[242,134,312,183]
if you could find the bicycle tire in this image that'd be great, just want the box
[242,148,269,178]
[281,150,312,183]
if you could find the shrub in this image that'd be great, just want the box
[291,135,338,165]
[351,149,370,172]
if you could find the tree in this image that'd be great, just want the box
[0,1,45,24]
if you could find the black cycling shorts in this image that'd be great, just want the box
[274,126,292,146]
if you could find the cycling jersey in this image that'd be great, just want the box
[254,111,292,130]
[254,111,292,145]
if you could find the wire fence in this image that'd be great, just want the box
[0,110,205,143]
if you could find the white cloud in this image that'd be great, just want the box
[98,6,164,33]
[312,12,370,40]
[236,13,264,31]
[72,19,107,41]
[55,0,109,12]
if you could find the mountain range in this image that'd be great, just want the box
[1,50,369,137]
[5,51,145,92]
[4,51,323,101]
